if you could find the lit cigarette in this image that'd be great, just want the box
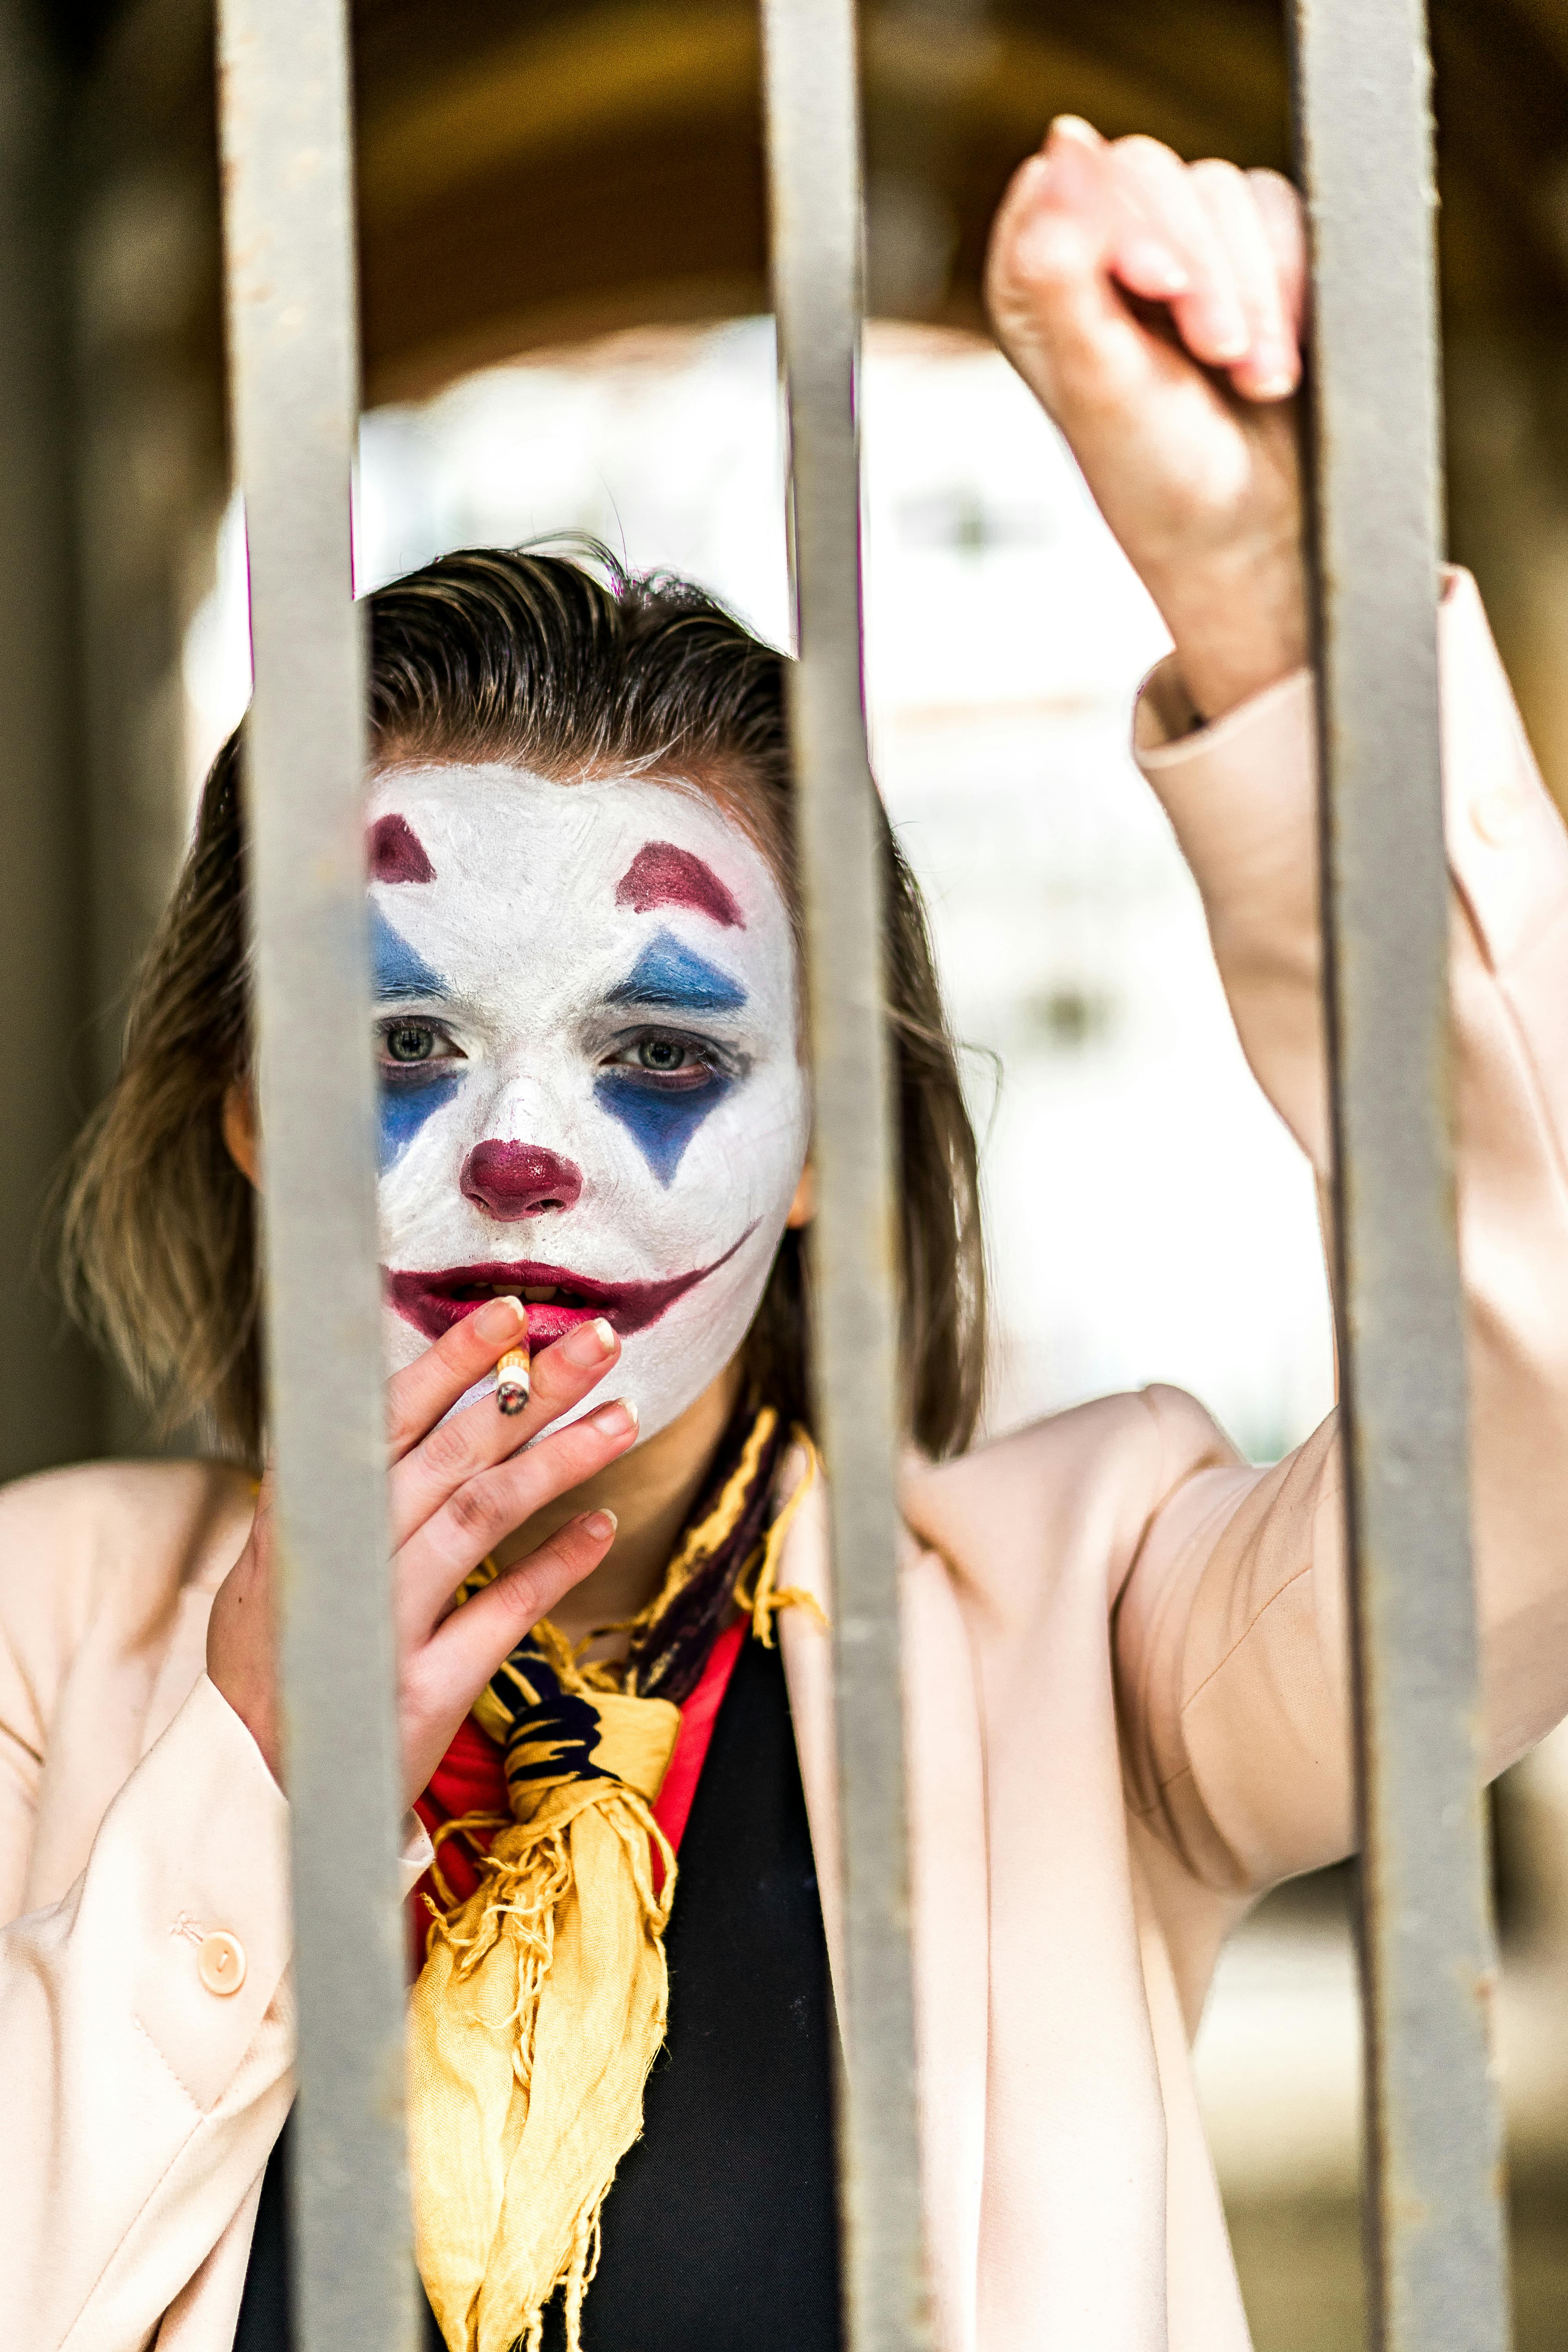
[496,1323,531,1416]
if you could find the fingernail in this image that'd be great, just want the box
[1049,114,1100,150]
[582,1509,618,1542]
[590,1397,639,1439]
[1205,310,1252,363]
[476,1295,528,1342]
[1247,341,1298,398]
[561,1316,616,1368]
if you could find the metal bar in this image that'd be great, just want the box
[759,5,928,2349]
[1289,4,1511,2345]
[216,6,416,2348]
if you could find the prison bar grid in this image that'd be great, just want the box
[211,0,1512,2343]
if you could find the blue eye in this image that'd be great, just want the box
[377,1019,463,1077]
[385,1022,438,1064]
[607,1032,720,1088]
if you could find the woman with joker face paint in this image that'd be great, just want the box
[11,119,1568,2352]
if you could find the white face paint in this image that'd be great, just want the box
[368,764,809,1443]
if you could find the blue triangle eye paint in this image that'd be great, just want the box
[380,1071,464,1173]
[606,930,748,1016]
[371,902,463,1171]
[372,900,446,1001]
[593,1067,735,1186]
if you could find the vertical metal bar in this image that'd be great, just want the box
[1290,4,1511,2346]
[216,6,416,2348]
[760,5,928,2349]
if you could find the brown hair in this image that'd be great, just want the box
[61,545,985,1469]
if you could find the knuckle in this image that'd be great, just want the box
[420,1412,477,1485]
[399,1648,440,1720]
[385,1398,424,1452]
[503,1436,592,1517]
[526,1346,574,1403]
[1007,223,1086,297]
[1116,133,1178,174]
[435,1310,483,1361]
[444,1476,500,1546]
[494,1560,549,1624]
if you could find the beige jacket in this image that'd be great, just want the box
[7,573,1568,2352]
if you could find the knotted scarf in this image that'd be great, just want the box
[407,1403,820,2352]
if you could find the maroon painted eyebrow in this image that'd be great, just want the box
[614,840,743,929]
[368,813,436,885]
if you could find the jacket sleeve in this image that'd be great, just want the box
[1113,570,1568,1893]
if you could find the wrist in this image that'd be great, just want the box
[1146,534,1309,726]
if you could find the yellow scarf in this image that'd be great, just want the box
[408,1408,819,2352]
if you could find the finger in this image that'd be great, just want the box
[388,1315,620,1550]
[1247,168,1308,346]
[1107,136,1250,369]
[414,1508,618,1735]
[385,1293,532,1460]
[993,117,1118,276]
[987,117,1166,407]
[395,1395,640,1641]
[1189,159,1298,400]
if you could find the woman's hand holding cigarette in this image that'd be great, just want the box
[985,115,1309,724]
[206,1298,637,1809]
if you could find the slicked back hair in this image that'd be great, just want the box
[61,544,986,1468]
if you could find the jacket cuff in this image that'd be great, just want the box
[95,1676,430,2108]
[1130,564,1468,767]
[201,1675,433,1895]
[85,1672,293,2112]
[1130,567,1568,976]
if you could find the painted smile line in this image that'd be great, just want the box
[384,1225,759,1350]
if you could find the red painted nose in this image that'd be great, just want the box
[460,1142,584,1220]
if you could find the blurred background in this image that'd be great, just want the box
[5,0,1568,2341]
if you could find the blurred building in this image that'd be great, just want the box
[7,2,1568,2344]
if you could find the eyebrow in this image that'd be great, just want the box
[606,929,748,1015]
[368,813,436,884]
[614,840,744,929]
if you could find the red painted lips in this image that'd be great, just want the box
[384,1227,756,1351]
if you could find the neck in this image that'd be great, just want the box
[492,1356,746,1649]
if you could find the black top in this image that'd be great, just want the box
[234,1633,842,2352]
